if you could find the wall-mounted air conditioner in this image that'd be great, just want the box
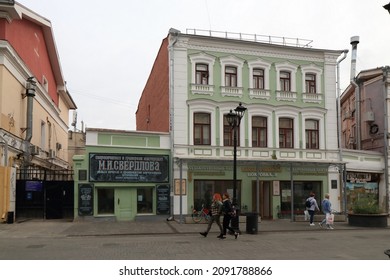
[49,149,56,158]
[30,145,39,155]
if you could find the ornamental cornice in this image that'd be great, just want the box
[185,42,325,63]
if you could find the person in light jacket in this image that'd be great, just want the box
[306,192,320,226]
[319,193,334,229]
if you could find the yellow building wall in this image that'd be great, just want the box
[0,166,11,222]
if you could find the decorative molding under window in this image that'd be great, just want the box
[221,86,243,97]
[249,88,271,100]
[191,84,214,96]
[276,90,297,102]
[302,92,323,103]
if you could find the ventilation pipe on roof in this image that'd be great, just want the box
[350,36,359,81]
[350,36,361,150]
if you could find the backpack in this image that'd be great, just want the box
[230,204,237,217]
[305,199,312,208]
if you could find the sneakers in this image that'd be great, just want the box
[327,226,334,230]
[218,235,226,239]
[234,232,239,239]
[199,232,207,237]
[318,223,323,228]
[309,223,315,226]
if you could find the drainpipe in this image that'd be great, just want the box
[383,66,390,214]
[22,77,37,173]
[168,29,179,221]
[337,49,348,214]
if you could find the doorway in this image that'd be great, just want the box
[252,181,272,219]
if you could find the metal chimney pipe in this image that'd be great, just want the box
[350,36,360,81]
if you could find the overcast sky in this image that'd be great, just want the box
[18,0,390,131]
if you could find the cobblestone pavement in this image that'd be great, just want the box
[0,217,389,260]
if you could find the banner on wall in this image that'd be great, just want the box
[89,153,169,183]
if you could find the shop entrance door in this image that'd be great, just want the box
[252,181,272,219]
[115,188,135,221]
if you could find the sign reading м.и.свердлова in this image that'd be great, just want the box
[89,153,169,183]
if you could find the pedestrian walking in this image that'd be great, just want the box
[306,192,320,226]
[220,193,239,239]
[319,193,334,229]
[199,193,223,238]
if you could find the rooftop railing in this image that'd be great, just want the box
[186,28,313,48]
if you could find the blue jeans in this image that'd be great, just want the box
[308,210,315,224]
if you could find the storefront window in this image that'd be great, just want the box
[280,181,321,217]
[97,188,114,215]
[193,180,241,210]
[137,188,153,213]
[346,173,379,212]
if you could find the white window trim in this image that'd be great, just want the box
[301,64,323,94]
[189,103,216,146]
[247,59,271,90]
[189,52,216,85]
[219,55,245,87]
[247,107,273,148]
[301,110,325,149]
[274,110,299,149]
[275,62,298,92]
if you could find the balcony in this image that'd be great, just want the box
[190,84,214,96]
[302,92,323,103]
[249,88,271,100]
[220,86,243,98]
[276,90,297,102]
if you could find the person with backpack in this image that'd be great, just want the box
[306,192,320,226]
[220,192,239,239]
[319,193,334,229]
[199,193,223,237]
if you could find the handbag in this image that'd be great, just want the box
[326,213,334,225]
[304,210,309,221]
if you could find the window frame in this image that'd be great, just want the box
[195,63,209,85]
[252,116,267,147]
[225,66,238,87]
[193,112,211,145]
[305,119,319,149]
[305,73,316,93]
[279,71,291,92]
[252,68,265,89]
[279,118,294,148]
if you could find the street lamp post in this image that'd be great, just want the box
[226,103,247,231]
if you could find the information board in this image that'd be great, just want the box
[78,184,93,216]
[156,185,170,215]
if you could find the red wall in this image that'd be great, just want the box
[136,37,169,132]
[1,17,59,105]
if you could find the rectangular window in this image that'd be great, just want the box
[279,118,293,148]
[40,121,46,150]
[196,63,209,85]
[97,188,114,215]
[225,66,237,87]
[305,119,319,149]
[137,188,153,213]
[253,68,264,89]
[194,113,211,145]
[193,180,241,210]
[280,181,321,217]
[280,71,291,92]
[223,114,240,146]
[252,116,267,147]
[305,73,316,93]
